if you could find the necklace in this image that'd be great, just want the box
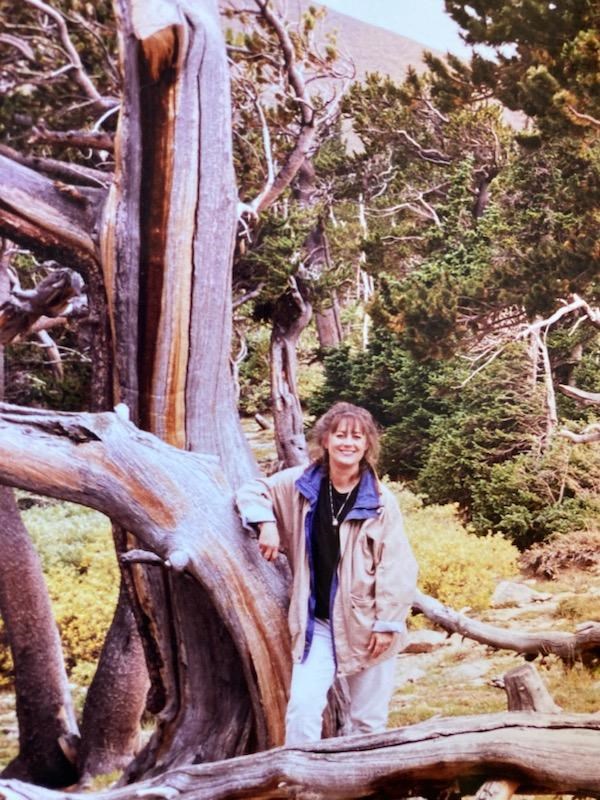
[328,480,353,528]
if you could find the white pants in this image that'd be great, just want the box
[285,618,396,745]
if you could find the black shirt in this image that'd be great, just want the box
[311,477,359,620]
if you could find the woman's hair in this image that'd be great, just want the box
[309,402,380,472]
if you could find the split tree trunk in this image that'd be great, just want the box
[3,0,266,782]
[105,0,255,486]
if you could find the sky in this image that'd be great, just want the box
[319,0,472,59]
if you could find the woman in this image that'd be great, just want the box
[235,402,418,744]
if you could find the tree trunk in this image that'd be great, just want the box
[77,578,149,782]
[315,293,343,350]
[0,249,79,787]
[270,278,312,468]
[104,0,255,487]
[0,487,79,788]
[0,403,291,779]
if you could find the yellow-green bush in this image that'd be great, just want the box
[389,484,519,611]
[0,500,119,687]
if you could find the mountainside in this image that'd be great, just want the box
[308,1,442,79]
[224,0,441,81]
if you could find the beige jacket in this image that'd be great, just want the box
[236,463,418,677]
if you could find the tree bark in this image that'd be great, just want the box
[0,249,79,787]
[0,155,102,269]
[104,0,256,486]
[315,294,343,350]
[475,659,560,798]
[0,713,599,800]
[77,579,149,782]
[0,403,290,778]
[270,278,312,468]
[0,488,79,788]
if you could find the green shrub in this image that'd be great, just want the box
[389,484,519,610]
[471,441,600,549]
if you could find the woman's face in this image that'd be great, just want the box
[324,419,368,472]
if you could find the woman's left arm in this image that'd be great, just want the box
[372,492,418,636]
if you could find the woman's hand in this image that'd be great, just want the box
[258,521,280,561]
[367,631,394,659]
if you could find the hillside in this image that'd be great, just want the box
[223,0,441,81]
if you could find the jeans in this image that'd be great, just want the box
[285,618,396,745]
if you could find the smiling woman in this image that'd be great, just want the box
[235,401,419,745]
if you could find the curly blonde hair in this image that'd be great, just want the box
[309,402,380,473]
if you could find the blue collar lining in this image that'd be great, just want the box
[295,463,380,517]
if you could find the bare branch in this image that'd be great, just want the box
[232,282,265,310]
[35,329,63,379]
[561,424,600,444]
[0,33,35,60]
[558,384,600,405]
[566,105,600,128]
[396,129,452,165]
[30,126,114,152]
[22,0,116,109]
[0,267,87,345]
[0,143,111,187]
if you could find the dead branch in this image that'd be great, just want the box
[475,662,560,798]
[30,126,114,152]
[558,384,600,405]
[561,424,600,444]
[0,267,87,344]
[414,589,600,663]
[235,0,346,215]
[0,143,111,187]
[0,154,100,266]
[35,329,63,379]
[22,0,116,110]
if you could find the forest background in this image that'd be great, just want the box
[0,0,598,793]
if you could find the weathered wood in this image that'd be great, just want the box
[270,276,312,468]
[0,155,102,267]
[414,589,600,663]
[475,657,561,798]
[0,487,79,788]
[0,402,291,777]
[0,268,87,345]
[77,579,149,782]
[104,0,256,485]
[503,663,562,713]
[0,713,599,800]
[559,384,600,405]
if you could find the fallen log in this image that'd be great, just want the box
[0,713,598,800]
[414,589,600,664]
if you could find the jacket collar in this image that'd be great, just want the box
[295,462,381,517]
